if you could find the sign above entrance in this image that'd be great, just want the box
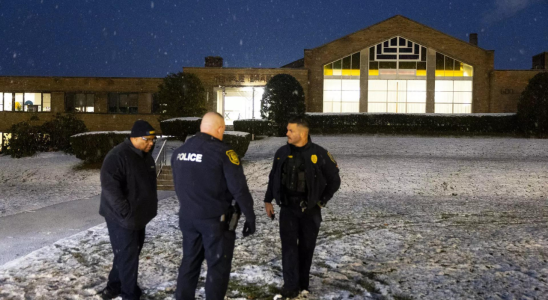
[214,74,274,85]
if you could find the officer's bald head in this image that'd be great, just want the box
[201,112,226,141]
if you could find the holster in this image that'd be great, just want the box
[224,201,241,231]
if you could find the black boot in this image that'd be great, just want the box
[99,287,121,299]
[281,287,300,298]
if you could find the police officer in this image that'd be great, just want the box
[172,112,256,300]
[99,120,158,300]
[264,116,341,298]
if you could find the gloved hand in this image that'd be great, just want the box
[242,220,256,237]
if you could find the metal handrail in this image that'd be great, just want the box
[154,138,168,177]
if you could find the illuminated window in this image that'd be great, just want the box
[219,87,264,125]
[369,37,427,77]
[435,52,473,113]
[323,52,360,112]
[108,93,138,114]
[368,80,426,113]
[66,93,95,113]
[0,92,51,112]
[435,53,473,77]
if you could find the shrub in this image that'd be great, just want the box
[517,72,548,137]
[223,131,251,158]
[233,119,273,136]
[4,118,48,158]
[41,113,88,153]
[160,117,201,141]
[260,74,306,136]
[70,131,129,163]
[306,113,518,136]
[156,72,207,120]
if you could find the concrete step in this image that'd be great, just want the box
[157,185,175,191]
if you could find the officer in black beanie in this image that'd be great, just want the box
[264,116,340,298]
[99,120,158,300]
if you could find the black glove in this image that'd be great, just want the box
[242,220,256,237]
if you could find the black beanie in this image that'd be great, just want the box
[130,120,155,137]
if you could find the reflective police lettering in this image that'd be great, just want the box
[177,152,203,162]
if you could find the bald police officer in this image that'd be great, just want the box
[264,116,341,298]
[172,112,256,300]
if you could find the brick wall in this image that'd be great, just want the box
[490,70,545,113]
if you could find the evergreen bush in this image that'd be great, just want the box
[223,131,251,158]
[70,131,129,163]
[233,119,273,136]
[41,113,88,153]
[516,72,548,137]
[260,74,306,136]
[156,72,207,120]
[160,117,201,141]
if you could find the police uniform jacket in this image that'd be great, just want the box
[171,132,256,222]
[264,138,341,209]
[99,139,158,230]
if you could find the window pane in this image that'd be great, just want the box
[341,102,359,112]
[368,103,387,113]
[368,80,387,91]
[368,91,387,103]
[454,81,472,92]
[323,91,341,102]
[407,91,426,102]
[379,61,397,69]
[342,91,359,102]
[323,101,333,113]
[453,104,472,113]
[435,80,453,92]
[342,56,351,76]
[15,93,23,111]
[43,94,51,112]
[463,64,473,77]
[333,60,342,76]
[435,104,453,113]
[388,80,406,91]
[387,103,397,113]
[407,80,426,91]
[108,94,118,113]
[4,93,13,111]
[331,101,341,113]
[341,79,359,91]
[407,103,425,113]
[454,92,472,104]
[324,79,341,91]
[351,52,360,70]
[435,92,453,103]
[324,63,333,76]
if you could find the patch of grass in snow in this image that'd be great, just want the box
[356,278,380,294]
[227,280,278,299]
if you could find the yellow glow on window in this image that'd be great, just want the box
[342,69,352,76]
[324,69,333,76]
[416,70,427,76]
[351,69,360,76]
[369,69,379,76]
[463,64,473,77]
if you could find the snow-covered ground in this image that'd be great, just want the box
[0,152,100,217]
[1,135,548,300]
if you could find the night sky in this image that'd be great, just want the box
[0,0,546,78]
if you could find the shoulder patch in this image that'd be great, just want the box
[311,154,317,164]
[226,150,240,165]
[327,151,337,164]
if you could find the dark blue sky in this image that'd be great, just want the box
[0,0,546,77]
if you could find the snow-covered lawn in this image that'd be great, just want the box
[1,135,548,300]
[0,152,100,217]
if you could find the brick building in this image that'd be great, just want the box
[1,15,546,148]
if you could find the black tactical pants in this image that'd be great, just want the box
[279,204,322,292]
[176,217,236,300]
[105,219,145,300]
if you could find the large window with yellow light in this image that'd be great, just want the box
[323,52,360,113]
[435,53,473,113]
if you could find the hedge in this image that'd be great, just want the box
[305,113,519,135]
[233,119,273,136]
[223,131,251,158]
[70,131,129,163]
[160,117,201,141]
